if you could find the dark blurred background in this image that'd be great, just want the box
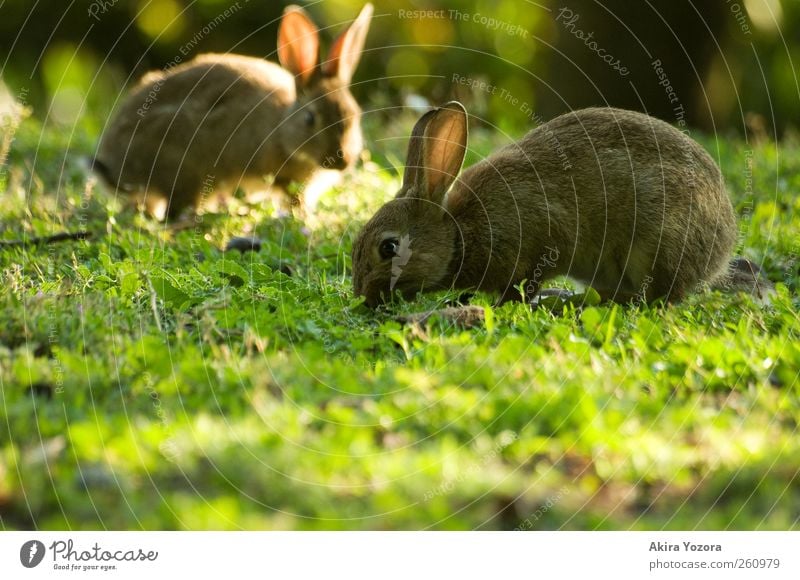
[0,0,797,138]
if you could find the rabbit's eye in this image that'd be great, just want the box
[303,110,315,127]
[379,238,399,260]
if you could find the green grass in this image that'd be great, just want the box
[1,108,799,530]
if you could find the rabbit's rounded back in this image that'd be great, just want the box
[353,104,737,306]
[95,4,373,218]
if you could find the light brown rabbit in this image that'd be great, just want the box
[353,102,770,307]
[94,3,373,219]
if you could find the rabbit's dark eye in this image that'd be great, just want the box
[379,238,399,260]
[303,110,315,127]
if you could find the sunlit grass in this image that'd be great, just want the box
[0,110,798,530]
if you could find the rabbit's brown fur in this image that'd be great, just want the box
[95,4,372,219]
[353,103,747,307]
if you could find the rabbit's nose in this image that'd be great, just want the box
[355,282,380,308]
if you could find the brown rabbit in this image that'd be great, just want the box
[353,102,770,307]
[94,3,373,219]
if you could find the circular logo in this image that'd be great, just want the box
[20,540,46,568]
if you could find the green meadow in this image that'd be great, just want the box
[1,108,798,530]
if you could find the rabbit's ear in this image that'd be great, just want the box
[322,3,373,83]
[400,108,438,192]
[278,5,320,87]
[402,102,468,205]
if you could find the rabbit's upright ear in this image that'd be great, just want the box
[322,3,373,83]
[402,101,468,206]
[278,5,320,87]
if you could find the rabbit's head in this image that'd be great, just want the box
[276,4,372,172]
[352,102,469,307]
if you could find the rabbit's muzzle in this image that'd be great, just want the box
[352,269,382,308]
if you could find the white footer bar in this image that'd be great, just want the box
[1,532,797,579]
